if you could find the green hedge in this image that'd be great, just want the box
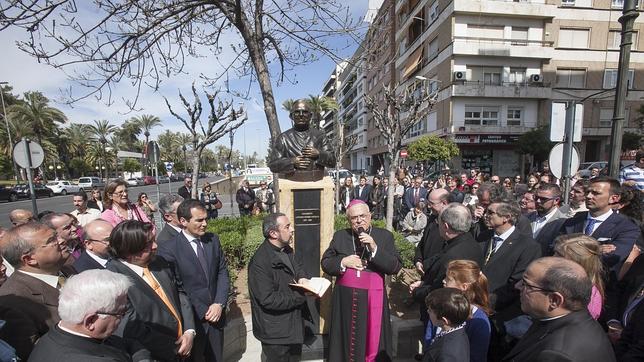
[209,214,415,287]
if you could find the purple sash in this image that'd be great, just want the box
[337,268,384,362]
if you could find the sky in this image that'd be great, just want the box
[0,1,374,161]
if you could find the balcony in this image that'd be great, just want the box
[452,36,554,59]
[453,0,557,18]
[452,81,552,99]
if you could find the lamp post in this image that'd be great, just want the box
[100,137,108,180]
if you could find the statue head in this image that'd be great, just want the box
[289,99,312,130]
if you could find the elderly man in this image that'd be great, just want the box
[0,222,70,360]
[471,183,532,243]
[502,257,615,361]
[73,219,113,273]
[268,99,335,177]
[248,213,311,361]
[9,209,33,226]
[70,191,101,227]
[28,269,132,362]
[414,188,450,274]
[527,184,568,256]
[322,199,402,361]
[156,193,185,244]
[178,177,193,200]
[157,199,230,362]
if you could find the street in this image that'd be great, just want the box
[0,176,243,229]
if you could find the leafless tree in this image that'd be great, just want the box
[365,84,437,230]
[331,118,358,214]
[164,82,246,198]
[0,0,363,141]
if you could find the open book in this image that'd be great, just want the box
[289,277,331,298]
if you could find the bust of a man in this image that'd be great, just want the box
[268,99,335,181]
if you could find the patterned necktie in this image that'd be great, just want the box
[485,236,504,264]
[585,218,597,236]
[142,267,183,338]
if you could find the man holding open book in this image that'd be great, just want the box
[248,213,313,361]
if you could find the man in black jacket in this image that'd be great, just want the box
[236,180,256,216]
[503,257,615,362]
[248,213,311,361]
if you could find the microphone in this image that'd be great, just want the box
[357,227,371,254]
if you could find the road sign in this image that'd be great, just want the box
[400,149,408,158]
[13,139,44,169]
[147,141,160,163]
[548,143,581,179]
[164,161,174,171]
[550,103,583,142]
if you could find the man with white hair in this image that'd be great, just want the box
[9,209,34,226]
[28,269,132,362]
[156,193,184,244]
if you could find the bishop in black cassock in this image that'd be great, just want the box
[321,200,402,362]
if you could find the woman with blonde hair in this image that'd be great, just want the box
[553,233,605,319]
[423,260,491,362]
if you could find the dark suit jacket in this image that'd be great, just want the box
[404,186,428,211]
[0,271,60,360]
[560,211,640,274]
[481,228,541,316]
[472,214,533,244]
[71,251,105,273]
[615,283,644,362]
[414,215,443,272]
[502,310,616,362]
[178,185,191,200]
[527,209,568,256]
[157,232,230,359]
[156,223,181,245]
[28,324,131,362]
[107,257,195,362]
[424,327,470,362]
[353,184,372,202]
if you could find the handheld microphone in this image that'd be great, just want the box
[357,227,371,254]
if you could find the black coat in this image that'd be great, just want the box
[71,250,105,273]
[235,187,256,210]
[472,214,532,244]
[354,184,372,202]
[28,324,131,362]
[481,228,541,315]
[615,283,644,362]
[178,185,191,200]
[423,327,470,362]
[526,209,568,256]
[248,240,309,345]
[414,215,443,272]
[502,310,616,362]
[156,224,180,245]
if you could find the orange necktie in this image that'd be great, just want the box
[142,267,183,338]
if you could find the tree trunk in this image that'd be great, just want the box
[191,147,202,199]
[385,153,400,231]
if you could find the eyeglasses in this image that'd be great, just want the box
[349,214,370,222]
[491,179,500,183]
[112,190,128,196]
[485,209,498,216]
[96,309,127,318]
[87,238,110,245]
[519,278,555,294]
[536,195,558,202]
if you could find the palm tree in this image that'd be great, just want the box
[89,120,117,179]
[308,95,338,129]
[63,123,93,158]
[131,114,161,175]
[8,92,66,145]
[282,99,295,113]
[177,133,192,173]
[158,130,181,163]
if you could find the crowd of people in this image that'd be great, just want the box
[0,151,641,362]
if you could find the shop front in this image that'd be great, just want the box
[454,134,523,178]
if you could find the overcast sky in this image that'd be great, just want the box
[0,2,373,159]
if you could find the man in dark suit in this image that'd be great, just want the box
[157,199,230,362]
[503,257,616,362]
[527,183,568,256]
[471,183,533,243]
[0,222,70,360]
[72,219,113,273]
[248,213,312,361]
[404,176,428,214]
[614,280,644,361]
[107,220,196,362]
[353,175,372,202]
[178,177,193,200]
[157,193,185,244]
[481,201,541,357]
[236,180,256,216]
[414,189,450,275]
[410,203,484,323]
[29,269,132,362]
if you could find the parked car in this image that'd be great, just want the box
[126,177,145,186]
[578,160,635,178]
[14,184,54,199]
[328,169,358,185]
[77,176,105,190]
[45,180,82,195]
[158,176,170,183]
[143,176,157,185]
[0,185,19,202]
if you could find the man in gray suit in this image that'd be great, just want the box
[527,183,568,256]
[0,222,70,360]
[157,193,184,244]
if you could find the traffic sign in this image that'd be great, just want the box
[548,143,580,179]
[164,161,174,171]
[400,149,408,158]
[147,141,160,163]
[13,138,44,169]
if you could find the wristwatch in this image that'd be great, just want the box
[184,329,196,337]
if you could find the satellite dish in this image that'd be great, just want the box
[548,143,580,179]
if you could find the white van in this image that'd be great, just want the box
[78,177,106,190]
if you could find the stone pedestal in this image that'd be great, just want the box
[277,176,335,357]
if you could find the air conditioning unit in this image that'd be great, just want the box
[453,71,465,81]
[529,74,543,83]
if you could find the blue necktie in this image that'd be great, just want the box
[485,236,503,264]
[585,218,597,236]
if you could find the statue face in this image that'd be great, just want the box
[290,101,312,128]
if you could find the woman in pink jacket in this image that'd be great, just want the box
[101,179,154,231]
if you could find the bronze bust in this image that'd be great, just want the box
[268,99,336,181]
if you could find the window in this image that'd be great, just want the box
[429,80,439,93]
[430,2,439,21]
[468,24,504,39]
[507,108,523,126]
[509,68,526,83]
[599,108,630,127]
[603,69,635,89]
[511,27,529,46]
[556,68,586,88]
[609,30,637,50]
[408,121,423,138]
[612,0,624,8]
[561,0,575,6]
[428,38,439,60]
[484,71,502,85]
[465,106,500,126]
[559,28,590,48]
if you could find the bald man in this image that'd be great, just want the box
[72,219,113,273]
[9,209,33,226]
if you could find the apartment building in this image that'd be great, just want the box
[390,0,643,176]
[320,61,349,168]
